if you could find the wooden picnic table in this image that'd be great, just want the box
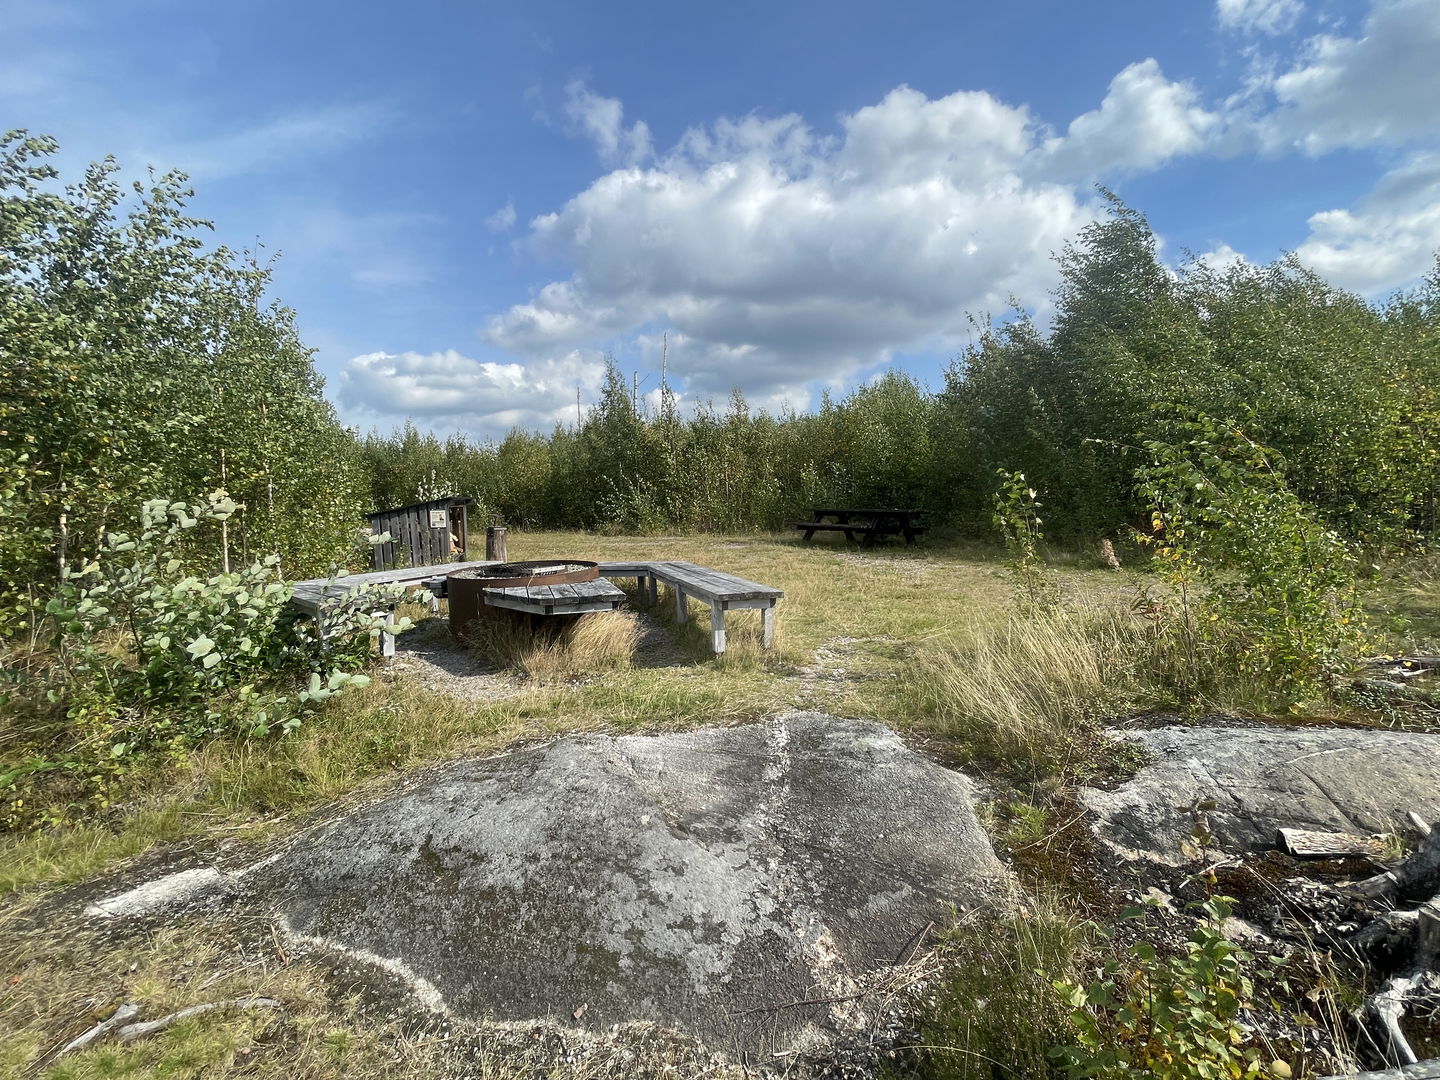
[794,507,925,548]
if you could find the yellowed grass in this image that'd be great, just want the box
[462,609,642,681]
[903,607,1144,778]
[0,897,733,1080]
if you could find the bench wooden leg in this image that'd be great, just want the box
[375,610,396,658]
[710,603,726,654]
[761,603,775,649]
[675,587,689,624]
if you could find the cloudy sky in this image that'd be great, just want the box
[6,0,1440,439]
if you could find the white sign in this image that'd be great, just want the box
[429,510,448,528]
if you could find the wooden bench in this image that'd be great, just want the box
[480,578,626,616]
[599,560,783,654]
[289,560,496,656]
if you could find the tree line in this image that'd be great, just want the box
[362,193,1440,550]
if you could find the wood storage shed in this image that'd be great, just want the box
[366,496,472,570]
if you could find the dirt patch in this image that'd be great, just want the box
[794,637,869,704]
[381,620,526,702]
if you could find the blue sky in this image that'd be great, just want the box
[6,0,1440,439]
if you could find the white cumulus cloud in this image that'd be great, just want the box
[1041,59,1220,178]
[1255,0,1440,154]
[337,348,608,438]
[486,84,1097,399]
[1216,0,1303,36]
[1293,153,1440,295]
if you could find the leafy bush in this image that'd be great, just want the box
[1135,413,1372,708]
[1053,896,1278,1080]
[993,469,1066,614]
[0,130,369,631]
[2,495,407,826]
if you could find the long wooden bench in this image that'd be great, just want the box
[599,560,783,654]
[289,560,496,655]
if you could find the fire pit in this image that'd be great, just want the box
[447,560,600,636]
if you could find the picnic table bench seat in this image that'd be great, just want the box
[599,560,783,653]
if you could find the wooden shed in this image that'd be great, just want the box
[366,496,472,570]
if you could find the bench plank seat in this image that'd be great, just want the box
[482,578,626,616]
[598,560,783,653]
[288,559,498,656]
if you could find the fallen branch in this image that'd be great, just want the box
[1364,901,1440,1066]
[56,1002,141,1057]
[54,997,283,1058]
[116,997,284,1043]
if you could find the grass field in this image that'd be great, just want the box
[2,530,1433,1078]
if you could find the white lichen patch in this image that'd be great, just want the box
[85,867,228,918]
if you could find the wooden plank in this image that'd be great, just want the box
[373,512,388,569]
[597,561,655,575]
[811,507,922,517]
[1277,828,1387,859]
[414,509,428,566]
[650,562,783,602]
[406,511,421,567]
[286,560,499,617]
[574,580,625,599]
[420,507,436,565]
[719,598,776,611]
[480,580,624,614]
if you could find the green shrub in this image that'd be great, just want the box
[2,495,407,826]
[1054,896,1277,1080]
[993,469,1066,614]
[1136,413,1372,709]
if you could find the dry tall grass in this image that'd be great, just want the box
[908,608,1144,777]
[462,610,643,681]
